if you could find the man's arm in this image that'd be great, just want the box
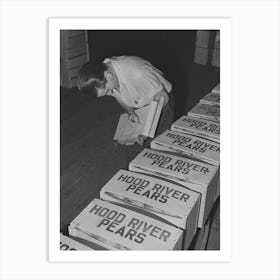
[116,98,140,123]
[152,88,169,107]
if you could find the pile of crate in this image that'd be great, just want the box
[194,30,220,67]
[60,30,90,88]
[61,83,220,251]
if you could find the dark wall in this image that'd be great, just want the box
[87,30,216,118]
[87,30,196,75]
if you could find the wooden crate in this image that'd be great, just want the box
[188,103,220,122]
[194,47,209,65]
[60,30,87,50]
[191,217,211,250]
[60,233,93,250]
[151,130,220,167]
[195,31,211,48]
[60,64,80,89]
[171,115,220,143]
[212,31,220,67]
[194,30,219,66]
[199,92,220,107]
[211,83,220,94]
[214,173,220,201]
[60,55,89,88]
[69,198,183,250]
[214,31,220,49]
[129,148,219,228]
[60,30,89,88]
[100,169,201,249]
[61,53,88,69]
[60,45,88,61]
[212,48,220,67]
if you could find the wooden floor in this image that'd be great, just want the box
[60,63,220,249]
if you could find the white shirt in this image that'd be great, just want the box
[103,56,172,108]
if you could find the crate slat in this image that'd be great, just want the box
[60,45,88,61]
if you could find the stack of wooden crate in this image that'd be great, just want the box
[194,30,220,67]
[194,30,211,65]
[60,30,90,88]
[212,31,220,67]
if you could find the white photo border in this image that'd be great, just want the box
[49,18,231,262]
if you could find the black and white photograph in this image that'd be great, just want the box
[1,0,280,279]
[58,26,221,251]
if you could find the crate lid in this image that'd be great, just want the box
[100,170,200,229]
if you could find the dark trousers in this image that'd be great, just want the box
[156,92,175,136]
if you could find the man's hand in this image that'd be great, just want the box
[128,110,140,124]
[152,88,169,107]
[137,135,147,146]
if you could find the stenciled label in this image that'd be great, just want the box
[129,148,218,187]
[200,92,220,105]
[70,199,183,250]
[172,116,220,136]
[151,130,220,165]
[188,103,220,120]
[100,170,200,229]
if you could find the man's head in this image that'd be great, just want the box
[77,61,117,97]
